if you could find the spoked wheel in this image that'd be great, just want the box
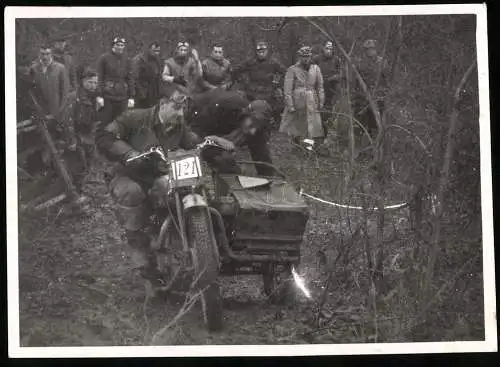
[146,218,193,300]
[186,208,223,332]
[263,263,296,305]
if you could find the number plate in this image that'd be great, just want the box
[171,156,202,181]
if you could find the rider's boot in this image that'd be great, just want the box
[126,230,165,290]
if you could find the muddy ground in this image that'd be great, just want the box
[17,131,484,346]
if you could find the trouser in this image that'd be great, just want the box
[101,99,128,124]
[63,143,93,192]
[354,99,384,140]
[321,86,339,138]
[109,175,155,269]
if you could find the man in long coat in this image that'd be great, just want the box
[280,46,325,146]
[132,41,163,109]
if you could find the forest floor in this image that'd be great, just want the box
[17,129,484,347]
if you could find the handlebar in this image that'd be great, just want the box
[125,137,230,164]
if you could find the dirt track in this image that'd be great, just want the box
[17,131,483,346]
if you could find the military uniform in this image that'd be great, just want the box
[132,51,162,109]
[232,55,286,122]
[52,49,78,91]
[96,105,201,270]
[200,56,232,91]
[96,50,135,124]
[59,88,100,191]
[313,53,341,129]
[163,56,201,94]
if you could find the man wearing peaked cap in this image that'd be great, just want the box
[96,36,135,125]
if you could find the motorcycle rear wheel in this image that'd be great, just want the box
[263,263,296,305]
[187,208,223,332]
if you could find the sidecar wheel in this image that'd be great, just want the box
[187,208,223,332]
[263,263,296,305]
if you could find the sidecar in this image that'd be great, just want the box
[208,167,310,302]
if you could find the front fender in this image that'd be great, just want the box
[182,193,207,210]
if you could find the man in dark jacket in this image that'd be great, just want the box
[51,36,78,91]
[313,40,342,137]
[96,36,135,125]
[232,41,286,123]
[352,39,390,142]
[59,67,100,192]
[96,83,225,286]
[187,88,275,177]
[132,41,163,109]
[162,41,203,94]
[199,43,232,92]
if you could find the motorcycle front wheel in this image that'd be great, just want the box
[186,207,223,332]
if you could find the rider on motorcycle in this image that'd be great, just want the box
[95,83,231,286]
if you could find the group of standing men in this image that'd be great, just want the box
[21,32,390,286]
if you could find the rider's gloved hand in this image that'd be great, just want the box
[206,135,235,151]
[156,160,170,175]
[123,150,146,170]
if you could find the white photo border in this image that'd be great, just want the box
[5,4,496,358]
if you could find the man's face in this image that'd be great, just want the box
[256,48,268,60]
[177,46,189,58]
[150,45,161,57]
[241,116,258,136]
[299,55,312,66]
[53,41,66,52]
[158,91,188,125]
[323,46,333,57]
[82,76,98,93]
[365,47,377,58]
[112,42,126,54]
[211,46,224,60]
[39,48,53,65]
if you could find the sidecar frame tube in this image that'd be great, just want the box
[208,207,300,263]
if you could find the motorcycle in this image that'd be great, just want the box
[127,137,310,332]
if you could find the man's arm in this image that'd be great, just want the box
[316,65,325,109]
[221,60,232,89]
[231,58,250,82]
[96,54,106,98]
[95,110,141,162]
[127,57,135,99]
[58,64,70,117]
[180,125,204,150]
[283,67,295,111]
[200,59,217,90]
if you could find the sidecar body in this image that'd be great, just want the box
[210,173,310,275]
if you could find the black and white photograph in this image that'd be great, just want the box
[6,5,496,357]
